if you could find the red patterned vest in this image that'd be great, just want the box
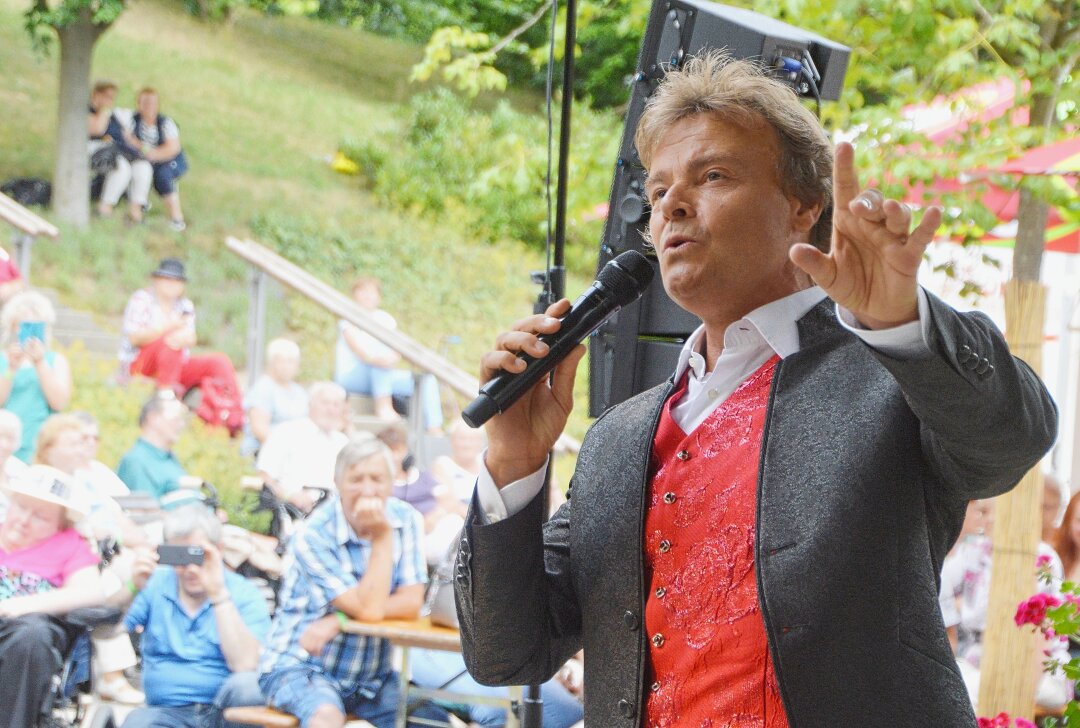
[643,356,789,728]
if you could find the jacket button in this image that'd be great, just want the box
[623,611,638,631]
[958,344,973,362]
[652,633,665,647]
[658,539,671,553]
[981,364,995,379]
[655,586,666,598]
[676,450,691,461]
[651,681,661,692]
[975,357,990,374]
[618,699,635,719]
[663,492,676,504]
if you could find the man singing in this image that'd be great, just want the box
[454,52,1057,726]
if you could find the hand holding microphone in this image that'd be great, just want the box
[470,251,654,487]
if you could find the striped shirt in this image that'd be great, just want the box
[259,495,426,697]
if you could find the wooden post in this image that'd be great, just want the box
[977,278,1047,718]
[245,268,267,386]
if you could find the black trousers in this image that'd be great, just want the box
[0,613,78,728]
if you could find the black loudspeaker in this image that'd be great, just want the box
[588,1,850,417]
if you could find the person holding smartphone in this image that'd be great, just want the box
[0,291,72,462]
[121,504,270,728]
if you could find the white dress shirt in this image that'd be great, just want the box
[476,287,933,522]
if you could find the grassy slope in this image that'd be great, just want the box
[0,0,596,508]
[0,0,558,373]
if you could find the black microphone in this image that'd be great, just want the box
[462,250,654,428]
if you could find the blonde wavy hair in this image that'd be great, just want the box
[634,50,834,250]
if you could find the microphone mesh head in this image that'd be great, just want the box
[598,250,655,306]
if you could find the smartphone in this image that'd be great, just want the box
[157,544,205,567]
[17,321,45,346]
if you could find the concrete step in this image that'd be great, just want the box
[53,328,122,356]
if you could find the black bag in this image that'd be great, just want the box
[90,144,121,175]
[0,177,51,206]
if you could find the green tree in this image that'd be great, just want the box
[25,0,126,227]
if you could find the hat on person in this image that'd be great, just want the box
[151,257,187,281]
[2,465,88,523]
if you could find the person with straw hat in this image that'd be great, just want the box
[0,465,104,728]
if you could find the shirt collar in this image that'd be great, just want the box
[675,287,827,382]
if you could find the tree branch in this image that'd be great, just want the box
[490,0,553,56]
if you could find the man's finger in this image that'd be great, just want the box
[882,199,912,236]
[550,344,586,413]
[493,331,550,359]
[849,189,886,222]
[832,142,861,210]
[907,206,943,250]
[789,243,837,289]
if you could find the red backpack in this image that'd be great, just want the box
[194,377,243,435]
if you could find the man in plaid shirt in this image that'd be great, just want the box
[258,437,445,728]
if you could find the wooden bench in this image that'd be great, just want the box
[222,706,375,727]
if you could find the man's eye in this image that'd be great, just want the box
[650,189,666,203]
[706,170,725,181]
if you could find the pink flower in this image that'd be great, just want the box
[977,713,1011,727]
[1036,553,1053,568]
[1016,719,1037,728]
[1014,593,1062,627]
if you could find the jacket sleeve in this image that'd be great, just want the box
[454,482,582,687]
[868,290,1057,500]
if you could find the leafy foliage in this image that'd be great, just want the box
[340,87,619,273]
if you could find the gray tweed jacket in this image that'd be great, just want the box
[455,293,1057,727]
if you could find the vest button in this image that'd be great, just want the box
[652,633,665,647]
[676,450,691,461]
[658,539,671,553]
[618,699,635,719]
[623,611,639,631]
[651,681,661,692]
[663,492,676,504]
[655,586,666,598]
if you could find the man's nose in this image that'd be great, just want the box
[657,183,691,219]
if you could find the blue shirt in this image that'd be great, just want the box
[258,496,426,698]
[117,438,186,500]
[124,568,271,706]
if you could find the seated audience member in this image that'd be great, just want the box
[1043,472,1068,546]
[35,413,148,704]
[72,411,131,497]
[117,393,189,500]
[119,258,242,432]
[0,466,103,728]
[376,425,439,518]
[37,414,145,547]
[87,79,145,220]
[242,338,308,457]
[940,498,1070,713]
[259,438,447,728]
[0,290,72,462]
[256,382,348,513]
[423,421,485,565]
[125,87,188,231]
[333,277,442,432]
[122,504,269,728]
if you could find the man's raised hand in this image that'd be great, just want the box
[789,142,942,330]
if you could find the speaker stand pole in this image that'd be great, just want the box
[522,2,578,728]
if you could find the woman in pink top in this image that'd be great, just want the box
[0,465,102,728]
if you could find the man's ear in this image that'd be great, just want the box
[790,195,824,237]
